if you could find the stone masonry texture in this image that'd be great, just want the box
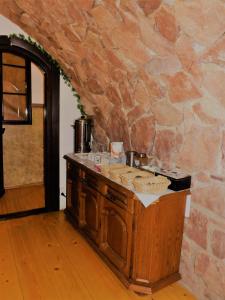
[0,1,225,299]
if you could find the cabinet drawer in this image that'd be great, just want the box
[84,171,106,194]
[67,162,83,180]
[106,185,134,213]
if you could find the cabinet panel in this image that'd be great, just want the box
[71,179,80,221]
[66,177,73,213]
[132,192,186,284]
[66,162,81,224]
[100,199,133,278]
[81,184,101,244]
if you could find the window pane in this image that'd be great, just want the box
[3,94,27,121]
[3,65,26,93]
[2,52,25,66]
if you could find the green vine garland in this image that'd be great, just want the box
[10,33,86,116]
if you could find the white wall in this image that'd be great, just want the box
[59,81,81,208]
[0,15,81,209]
[0,15,23,34]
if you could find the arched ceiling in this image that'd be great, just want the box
[0,0,224,172]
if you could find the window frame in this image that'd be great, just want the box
[0,51,32,125]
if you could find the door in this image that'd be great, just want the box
[0,35,59,218]
[100,198,133,277]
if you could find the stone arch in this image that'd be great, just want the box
[0,2,163,154]
[0,2,220,169]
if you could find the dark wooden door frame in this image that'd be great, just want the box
[0,36,60,219]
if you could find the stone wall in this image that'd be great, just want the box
[0,1,224,299]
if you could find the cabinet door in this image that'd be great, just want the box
[100,199,133,278]
[81,184,101,244]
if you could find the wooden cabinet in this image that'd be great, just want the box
[64,155,188,295]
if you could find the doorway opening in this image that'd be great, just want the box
[0,35,60,219]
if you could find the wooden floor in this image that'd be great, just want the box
[0,212,196,300]
[0,185,45,215]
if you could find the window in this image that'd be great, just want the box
[0,52,32,124]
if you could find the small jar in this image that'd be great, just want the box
[138,153,148,166]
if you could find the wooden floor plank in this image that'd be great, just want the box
[8,217,49,300]
[153,283,194,300]
[8,215,92,300]
[0,212,196,300]
[0,221,23,300]
[0,185,44,215]
[42,213,143,300]
[43,212,196,300]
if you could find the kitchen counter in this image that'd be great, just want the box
[66,152,189,210]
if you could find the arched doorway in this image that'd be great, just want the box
[0,35,60,219]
